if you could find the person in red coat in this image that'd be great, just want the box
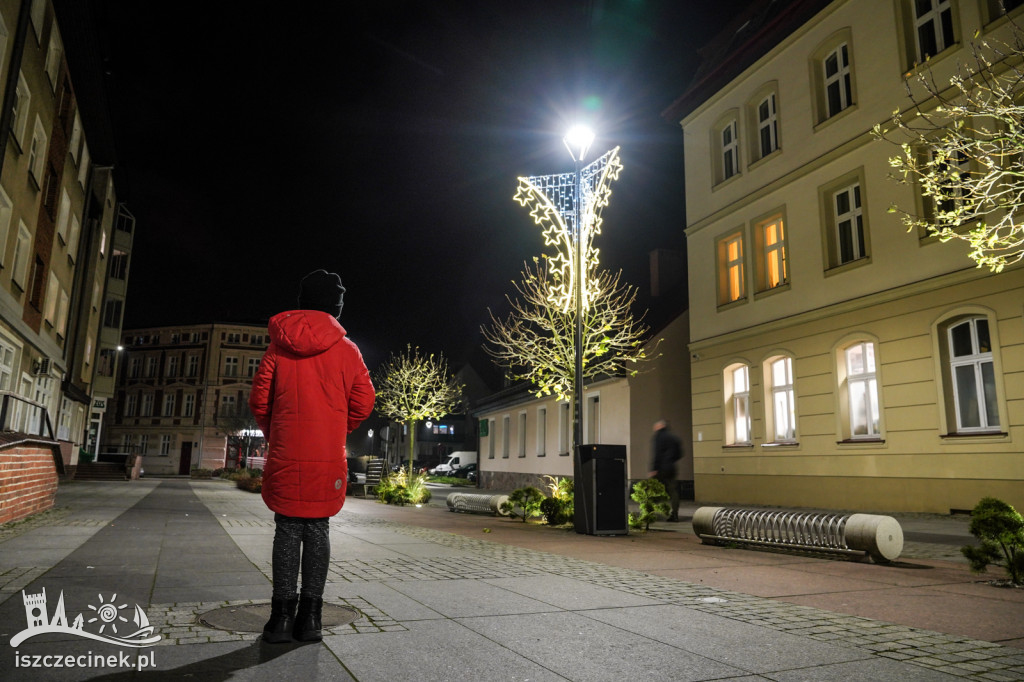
[249,269,375,643]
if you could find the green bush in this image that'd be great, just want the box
[190,468,213,479]
[961,497,1024,585]
[376,469,431,506]
[500,486,545,522]
[540,476,574,525]
[234,473,262,493]
[628,479,671,531]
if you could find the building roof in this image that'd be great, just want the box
[662,0,833,123]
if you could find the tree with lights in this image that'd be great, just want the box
[482,256,657,404]
[875,22,1024,272]
[373,345,464,474]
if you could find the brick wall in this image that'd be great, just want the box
[0,445,59,524]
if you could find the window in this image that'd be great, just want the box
[0,337,16,390]
[821,171,872,271]
[45,28,62,89]
[56,289,68,338]
[29,0,44,41]
[78,143,90,187]
[586,394,600,443]
[67,214,81,259]
[727,365,752,445]
[162,393,175,417]
[756,93,778,158]
[824,43,852,118]
[160,435,171,456]
[914,0,954,61]
[166,355,179,378]
[55,189,70,244]
[766,356,796,443]
[536,406,547,456]
[187,355,199,377]
[927,147,971,220]
[28,118,47,182]
[12,222,31,288]
[43,272,58,324]
[145,356,157,378]
[247,357,260,378]
[843,342,881,439]
[487,419,496,458]
[224,356,238,377]
[717,231,746,305]
[140,393,153,417]
[502,414,510,458]
[834,184,865,264]
[124,394,140,419]
[558,402,570,455]
[754,214,788,292]
[947,317,1000,431]
[128,357,141,379]
[98,348,116,377]
[0,187,12,264]
[138,434,149,454]
[517,412,527,457]
[183,393,195,418]
[11,73,30,146]
[0,15,8,78]
[720,119,739,181]
[221,394,237,417]
[69,113,82,162]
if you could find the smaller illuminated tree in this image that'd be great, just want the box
[373,346,464,474]
[874,22,1024,271]
[482,257,657,404]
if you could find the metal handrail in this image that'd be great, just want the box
[0,392,55,440]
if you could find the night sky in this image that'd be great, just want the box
[88,1,749,372]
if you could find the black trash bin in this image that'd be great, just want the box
[573,444,628,535]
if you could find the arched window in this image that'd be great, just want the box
[723,363,752,445]
[947,317,999,431]
[765,355,796,443]
[842,341,880,439]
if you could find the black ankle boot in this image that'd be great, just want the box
[263,596,298,643]
[293,594,323,642]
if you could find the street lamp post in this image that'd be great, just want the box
[563,125,594,452]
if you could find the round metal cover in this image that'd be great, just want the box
[198,603,360,633]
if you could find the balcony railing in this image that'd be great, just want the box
[0,392,55,440]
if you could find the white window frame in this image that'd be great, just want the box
[140,393,153,416]
[721,119,739,180]
[756,93,778,158]
[28,117,47,183]
[948,317,1000,432]
[55,189,70,244]
[247,357,260,377]
[124,393,137,418]
[502,414,510,458]
[824,43,852,118]
[56,288,68,337]
[224,356,238,377]
[833,183,866,264]
[221,394,237,417]
[145,356,157,377]
[162,393,175,417]
[138,434,149,454]
[160,434,171,456]
[914,0,955,61]
[11,73,30,146]
[43,272,58,324]
[69,113,82,162]
[517,411,527,457]
[585,393,600,444]
[761,218,787,289]
[487,418,496,458]
[722,233,745,303]
[44,27,61,89]
[12,222,31,288]
[166,355,179,378]
[558,401,570,455]
[768,357,796,443]
[187,354,199,377]
[0,336,17,391]
[727,365,751,445]
[183,393,195,418]
[0,186,12,264]
[845,342,880,439]
[536,406,547,456]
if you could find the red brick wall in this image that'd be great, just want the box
[0,445,59,524]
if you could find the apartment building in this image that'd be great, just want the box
[0,0,131,466]
[664,0,1023,513]
[104,323,268,474]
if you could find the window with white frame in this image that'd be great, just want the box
[166,355,179,378]
[833,183,866,264]
[128,357,141,379]
[138,434,149,454]
[145,356,157,377]
[756,216,787,291]
[124,393,137,417]
[224,356,238,377]
[44,28,61,88]
[947,317,1000,431]
[29,118,47,182]
[756,93,778,158]
[11,73,30,146]
[536,406,547,456]
[517,412,527,457]
[29,0,44,40]
[558,402,570,455]
[0,15,8,78]
[717,231,746,304]
[69,113,82,162]
[487,418,496,458]
[187,354,199,377]
[12,222,31,288]
[162,393,175,417]
[824,43,852,118]
[247,357,260,377]
[78,143,90,187]
[160,434,171,456]
[0,186,11,264]
[140,393,153,416]
[586,394,600,444]
[767,356,796,442]
[0,337,16,390]
[221,394,237,417]
[725,364,752,445]
[929,147,971,218]
[67,214,81,259]
[502,414,510,458]
[845,342,880,438]
[183,393,195,418]
[914,0,954,61]
[56,289,68,338]
[720,119,739,181]
[43,272,58,324]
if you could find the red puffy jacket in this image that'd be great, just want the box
[249,310,375,518]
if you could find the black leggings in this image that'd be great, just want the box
[272,513,330,600]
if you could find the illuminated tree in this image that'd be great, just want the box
[482,257,657,404]
[373,346,464,474]
[875,22,1024,271]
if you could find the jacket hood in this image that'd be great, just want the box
[268,310,346,357]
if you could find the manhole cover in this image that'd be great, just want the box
[198,603,361,633]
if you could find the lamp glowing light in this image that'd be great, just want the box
[563,125,595,162]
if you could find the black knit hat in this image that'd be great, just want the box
[297,269,345,319]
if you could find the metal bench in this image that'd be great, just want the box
[692,506,904,562]
[352,459,385,498]
[446,492,510,516]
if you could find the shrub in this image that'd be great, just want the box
[628,479,671,531]
[961,497,1024,586]
[211,468,227,478]
[540,476,574,525]
[376,469,431,506]
[234,473,262,493]
[190,468,213,479]
[500,486,545,522]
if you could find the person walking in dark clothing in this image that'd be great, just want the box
[649,419,683,522]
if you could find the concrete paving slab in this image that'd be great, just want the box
[578,604,870,674]
[456,610,749,681]
[150,585,269,604]
[129,640,354,682]
[765,658,964,681]
[661,564,893,598]
[153,570,268,589]
[322,581,446,622]
[323,619,567,682]
[386,578,563,618]
[480,575,662,610]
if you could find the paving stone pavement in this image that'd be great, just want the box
[0,479,1021,681]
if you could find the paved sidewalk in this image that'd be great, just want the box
[0,479,1020,681]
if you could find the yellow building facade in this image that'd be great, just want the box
[667,0,1023,513]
